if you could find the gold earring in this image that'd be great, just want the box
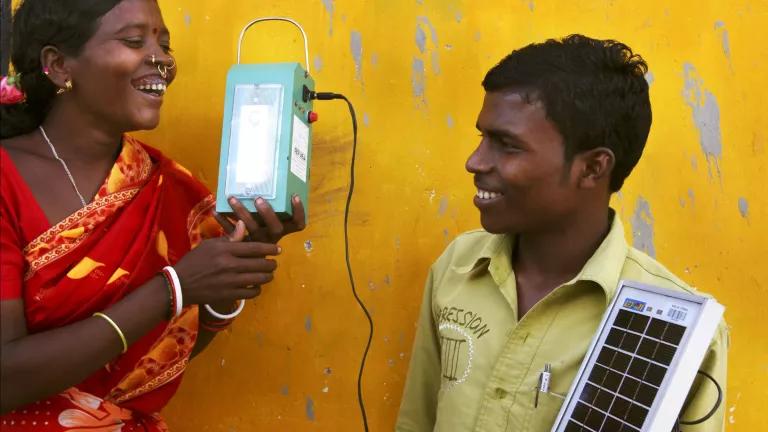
[56,79,73,95]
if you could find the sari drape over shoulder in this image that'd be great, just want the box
[1,136,223,431]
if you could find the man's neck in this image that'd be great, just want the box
[513,206,613,284]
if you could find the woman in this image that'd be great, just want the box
[0,0,305,429]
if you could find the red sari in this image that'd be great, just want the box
[0,136,222,431]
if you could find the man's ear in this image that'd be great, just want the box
[575,147,615,189]
[40,45,71,89]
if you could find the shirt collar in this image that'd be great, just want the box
[455,210,629,303]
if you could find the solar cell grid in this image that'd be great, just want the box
[553,282,723,432]
[568,308,686,431]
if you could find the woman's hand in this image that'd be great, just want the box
[173,221,280,306]
[214,195,306,244]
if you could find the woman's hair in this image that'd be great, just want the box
[1,0,122,139]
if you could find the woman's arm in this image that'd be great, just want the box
[1,235,278,414]
[0,277,169,413]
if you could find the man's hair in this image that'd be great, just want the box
[482,34,652,192]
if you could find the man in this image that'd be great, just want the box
[396,34,727,432]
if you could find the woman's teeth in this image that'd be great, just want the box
[135,83,167,95]
[476,189,501,200]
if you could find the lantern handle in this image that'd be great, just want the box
[237,17,311,73]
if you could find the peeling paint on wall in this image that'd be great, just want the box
[631,196,656,258]
[715,20,731,60]
[305,396,316,421]
[416,25,427,54]
[313,55,323,72]
[350,31,363,81]
[683,63,723,178]
[412,57,426,99]
[438,196,449,216]
[738,197,749,218]
[321,0,334,35]
[645,71,654,86]
[416,16,440,75]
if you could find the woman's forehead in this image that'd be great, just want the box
[95,0,166,35]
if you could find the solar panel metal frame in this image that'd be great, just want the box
[551,279,724,432]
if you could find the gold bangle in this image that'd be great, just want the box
[93,312,128,354]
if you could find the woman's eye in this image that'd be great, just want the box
[122,38,143,48]
[161,44,173,54]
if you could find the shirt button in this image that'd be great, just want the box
[494,387,508,399]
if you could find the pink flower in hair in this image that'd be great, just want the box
[1,76,26,105]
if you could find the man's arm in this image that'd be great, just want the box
[396,268,442,432]
[680,320,729,431]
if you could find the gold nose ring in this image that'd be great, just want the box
[151,54,157,65]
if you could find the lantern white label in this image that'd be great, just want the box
[290,114,309,183]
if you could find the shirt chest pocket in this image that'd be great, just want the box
[520,389,565,431]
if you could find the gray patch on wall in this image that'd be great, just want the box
[412,58,425,98]
[714,21,731,59]
[645,71,654,86]
[322,0,334,35]
[438,196,449,216]
[305,397,316,421]
[350,31,363,81]
[417,17,440,75]
[682,63,723,178]
[631,196,656,258]
[416,25,427,53]
[738,197,749,218]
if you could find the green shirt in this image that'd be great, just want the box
[396,215,728,432]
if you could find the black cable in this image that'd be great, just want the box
[311,91,372,432]
[674,369,723,430]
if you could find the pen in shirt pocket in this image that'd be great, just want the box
[534,363,566,408]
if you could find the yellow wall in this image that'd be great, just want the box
[11,0,766,429]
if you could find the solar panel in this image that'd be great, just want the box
[551,280,724,432]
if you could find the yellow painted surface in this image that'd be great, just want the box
[10,0,765,429]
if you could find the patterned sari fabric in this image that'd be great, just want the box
[1,136,222,430]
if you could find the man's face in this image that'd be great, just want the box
[466,90,581,234]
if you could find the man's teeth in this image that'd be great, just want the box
[476,189,501,200]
